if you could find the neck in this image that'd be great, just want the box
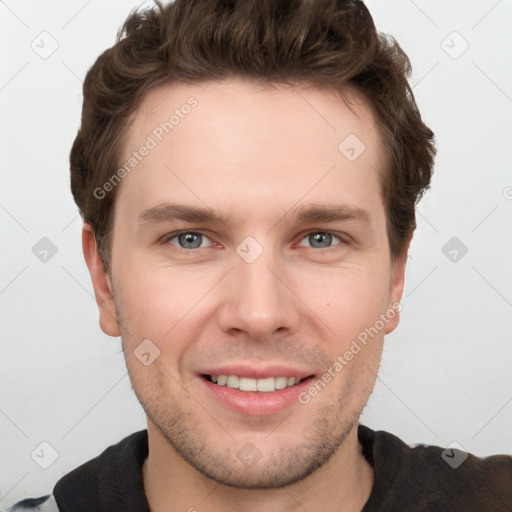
[142,421,374,512]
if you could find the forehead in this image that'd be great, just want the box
[115,78,386,223]
[124,78,381,155]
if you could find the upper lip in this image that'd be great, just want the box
[198,364,315,380]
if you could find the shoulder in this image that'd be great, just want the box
[8,494,59,512]
[7,430,148,512]
[409,442,512,510]
[359,424,512,510]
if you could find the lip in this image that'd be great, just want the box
[198,373,316,416]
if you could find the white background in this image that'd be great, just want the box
[1,0,511,508]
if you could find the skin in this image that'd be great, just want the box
[83,78,408,512]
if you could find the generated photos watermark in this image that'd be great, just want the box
[298,302,402,405]
[93,96,198,200]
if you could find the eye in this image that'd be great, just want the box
[297,231,343,249]
[161,230,345,252]
[164,231,214,250]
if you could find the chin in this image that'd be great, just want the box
[148,398,358,490]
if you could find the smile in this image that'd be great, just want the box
[204,374,306,392]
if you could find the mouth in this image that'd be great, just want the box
[198,371,316,415]
[201,374,311,392]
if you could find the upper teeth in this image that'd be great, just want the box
[210,375,301,392]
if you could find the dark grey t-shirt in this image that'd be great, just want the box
[9,424,512,511]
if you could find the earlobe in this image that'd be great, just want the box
[82,224,121,337]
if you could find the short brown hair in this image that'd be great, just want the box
[70,0,436,272]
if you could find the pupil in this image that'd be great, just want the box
[180,233,200,248]
[312,232,330,248]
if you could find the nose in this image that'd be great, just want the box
[217,244,301,340]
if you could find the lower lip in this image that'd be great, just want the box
[200,376,314,416]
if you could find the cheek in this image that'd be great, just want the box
[304,263,391,340]
[116,267,204,389]
[116,263,218,343]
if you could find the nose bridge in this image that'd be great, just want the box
[219,238,299,336]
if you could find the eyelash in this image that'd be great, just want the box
[160,230,347,251]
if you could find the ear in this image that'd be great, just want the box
[82,223,121,337]
[384,234,412,335]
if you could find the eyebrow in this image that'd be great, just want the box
[137,202,371,228]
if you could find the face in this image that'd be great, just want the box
[84,78,406,489]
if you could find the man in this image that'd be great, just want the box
[9,0,512,510]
